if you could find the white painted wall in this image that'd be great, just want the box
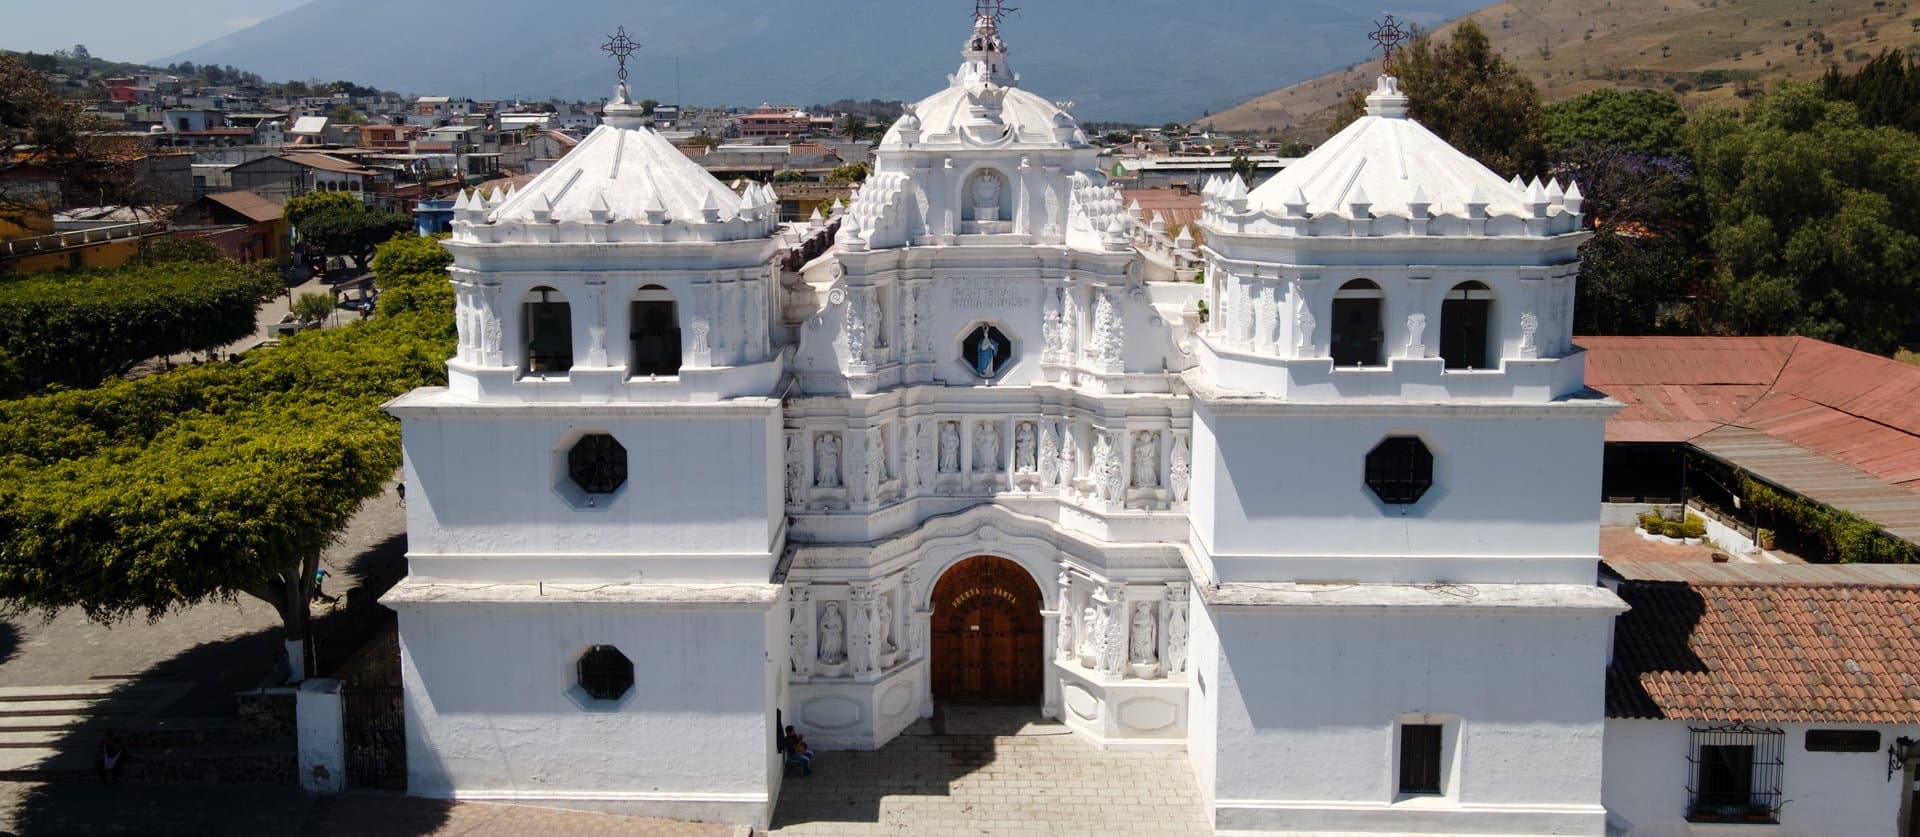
[397,600,780,827]
[1604,719,1920,837]
[398,408,781,582]
[296,678,345,793]
[1192,402,1608,584]
[1186,584,1220,821]
[1206,606,1614,834]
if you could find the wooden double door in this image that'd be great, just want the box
[930,556,1043,702]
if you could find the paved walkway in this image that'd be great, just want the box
[0,783,732,836]
[769,706,1209,836]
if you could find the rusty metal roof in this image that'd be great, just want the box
[1580,336,1920,544]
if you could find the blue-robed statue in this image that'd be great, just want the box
[974,325,999,377]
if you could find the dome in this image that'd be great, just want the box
[879,16,1087,149]
[484,85,759,229]
[1244,76,1566,223]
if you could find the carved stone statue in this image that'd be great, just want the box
[1129,601,1158,665]
[1131,431,1158,488]
[1055,572,1074,661]
[938,421,961,473]
[1077,605,1099,661]
[1520,311,1540,356]
[971,172,1001,221]
[1169,435,1192,503]
[784,433,805,505]
[973,421,1000,473]
[1039,422,1059,485]
[876,592,897,654]
[817,602,846,665]
[813,433,841,488]
[1014,422,1037,473]
[1406,312,1428,356]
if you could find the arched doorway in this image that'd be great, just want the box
[931,556,1043,702]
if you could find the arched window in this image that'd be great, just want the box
[1441,281,1494,370]
[629,285,681,377]
[1331,279,1385,367]
[522,286,573,375]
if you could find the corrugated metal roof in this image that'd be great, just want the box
[201,190,282,224]
[1581,336,1920,544]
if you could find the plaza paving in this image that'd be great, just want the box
[768,705,1210,836]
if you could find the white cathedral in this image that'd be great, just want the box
[384,14,1621,834]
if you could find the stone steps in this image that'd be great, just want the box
[0,682,288,782]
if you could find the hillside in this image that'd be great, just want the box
[1208,0,1920,138]
[156,0,1489,122]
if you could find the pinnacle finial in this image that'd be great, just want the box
[601,26,641,85]
[1368,15,1410,76]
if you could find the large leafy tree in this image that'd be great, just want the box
[1537,89,1689,157]
[1335,21,1544,177]
[0,52,161,224]
[1688,84,1920,353]
[287,192,411,270]
[0,234,455,682]
[0,258,280,390]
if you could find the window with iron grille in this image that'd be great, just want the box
[1399,723,1443,795]
[1687,724,1784,822]
[567,434,627,495]
[1366,436,1434,505]
[576,645,634,702]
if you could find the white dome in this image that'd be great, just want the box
[1246,76,1534,221]
[488,104,750,227]
[879,16,1087,149]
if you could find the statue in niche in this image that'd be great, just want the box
[1295,298,1316,355]
[1169,435,1191,503]
[1061,287,1080,357]
[971,172,1001,221]
[1055,572,1073,660]
[1132,431,1158,488]
[1061,426,1079,486]
[784,433,805,505]
[1129,601,1158,665]
[814,433,841,488]
[876,593,897,654]
[1077,605,1100,661]
[938,421,960,473]
[817,602,846,665]
[1406,312,1427,355]
[1014,422,1037,473]
[1038,422,1059,485]
[1166,605,1189,674]
[973,421,1000,472]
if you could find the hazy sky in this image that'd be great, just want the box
[0,0,308,63]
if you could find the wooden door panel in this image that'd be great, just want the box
[931,556,1043,702]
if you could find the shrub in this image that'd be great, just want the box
[1662,520,1686,538]
[1638,511,1666,531]
[1681,514,1708,539]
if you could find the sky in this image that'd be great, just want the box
[0,0,308,64]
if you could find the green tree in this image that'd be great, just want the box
[0,259,280,389]
[287,193,410,270]
[1336,21,1545,177]
[133,236,226,266]
[1537,89,1689,156]
[0,235,456,682]
[1821,49,1920,132]
[1228,152,1259,184]
[0,52,140,224]
[368,233,455,319]
[1688,83,1920,353]
[328,104,364,124]
[292,292,335,323]
[826,162,870,184]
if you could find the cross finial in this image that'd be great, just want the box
[601,26,640,84]
[1368,15,1410,75]
[974,0,1017,23]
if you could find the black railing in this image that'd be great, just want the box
[1687,724,1785,823]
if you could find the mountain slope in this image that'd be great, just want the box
[1208,0,1920,137]
[159,0,1485,123]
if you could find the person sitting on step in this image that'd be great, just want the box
[782,725,813,775]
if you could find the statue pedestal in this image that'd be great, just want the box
[815,661,848,679]
[1129,661,1164,681]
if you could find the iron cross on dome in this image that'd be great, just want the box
[974,0,1018,23]
[601,26,640,84]
[1369,15,1410,75]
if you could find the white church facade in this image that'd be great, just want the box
[384,15,1627,834]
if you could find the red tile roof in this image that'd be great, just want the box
[1606,561,1920,724]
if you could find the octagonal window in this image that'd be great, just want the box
[577,645,634,701]
[567,434,627,495]
[1366,436,1433,505]
[961,324,1013,379]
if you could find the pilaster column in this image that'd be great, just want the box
[849,582,875,680]
[1164,582,1190,675]
[787,584,814,680]
[1094,583,1127,678]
